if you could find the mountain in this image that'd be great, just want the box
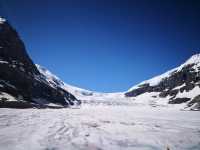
[36,64,94,98]
[36,64,127,105]
[1,16,199,110]
[36,54,200,110]
[125,54,200,110]
[0,17,80,108]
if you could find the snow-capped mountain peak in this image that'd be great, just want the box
[184,53,200,66]
[36,64,65,87]
[36,64,94,97]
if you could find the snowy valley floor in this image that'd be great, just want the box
[0,103,200,150]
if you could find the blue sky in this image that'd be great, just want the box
[0,0,200,92]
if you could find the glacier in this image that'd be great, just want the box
[0,104,199,150]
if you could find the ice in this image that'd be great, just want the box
[0,105,199,150]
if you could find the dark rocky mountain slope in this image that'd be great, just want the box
[0,17,80,108]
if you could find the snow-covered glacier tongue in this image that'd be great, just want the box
[0,101,200,150]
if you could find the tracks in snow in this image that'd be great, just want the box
[0,105,200,150]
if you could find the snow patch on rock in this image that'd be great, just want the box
[0,17,6,24]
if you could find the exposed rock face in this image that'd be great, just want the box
[0,17,79,108]
[125,54,200,108]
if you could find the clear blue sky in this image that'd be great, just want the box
[0,0,200,92]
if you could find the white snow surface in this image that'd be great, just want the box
[0,105,199,150]
[175,86,200,99]
[0,17,6,24]
[0,92,17,102]
[128,53,200,91]
[0,60,8,64]
[172,83,186,90]
[32,98,63,107]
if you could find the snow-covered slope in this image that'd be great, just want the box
[1,106,200,150]
[36,64,94,97]
[126,53,200,110]
[128,54,200,91]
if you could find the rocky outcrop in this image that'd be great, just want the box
[0,17,80,108]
